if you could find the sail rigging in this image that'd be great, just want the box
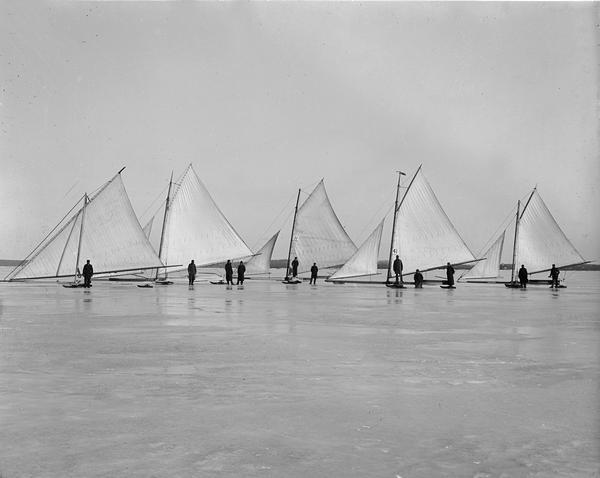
[245,231,279,275]
[142,216,154,239]
[513,188,586,275]
[291,180,357,272]
[328,219,384,281]
[6,171,163,280]
[391,166,476,275]
[159,164,253,271]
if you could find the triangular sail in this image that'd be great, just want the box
[160,164,253,269]
[392,167,476,274]
[514,189,585,274]
[292,180,357,271]
[7,174,163,280]
[245,231,279,275]
[329,219,384,280]
[460,231,505,280]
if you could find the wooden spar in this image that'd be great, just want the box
[74,193,88,281]
[156,171,174,281]
[285,189,301,281]
[386,169,412,283]
[528,260,593,276]
[510,200,520,283]
[520,187,536,219]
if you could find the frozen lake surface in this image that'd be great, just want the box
[1,269,599,477]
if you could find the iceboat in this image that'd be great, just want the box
[151,164,254,284]
[385,166,478,287]
[282,179,357,283]
[504,188,590,287]
[459,187,590,287]
[4,168,164,284]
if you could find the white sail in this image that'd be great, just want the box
[460,231,505,280]
[292,180,357,271]
[392,167,476,275]
[160,164,253,269]
[245,231,279,275]
[142,216,154,239]
[514,189,585,274]
[7,173,163,280]
[329,219,384,280]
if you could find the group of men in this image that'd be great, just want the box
[287,257,319,284]
[187,259,247,286]
[518,263,561,289]
[390,255,453,288]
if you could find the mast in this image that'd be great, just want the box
[510,188,535,283]
[386,171,404,283]
[510,200,520,283]
[156,171,174,280]
[386,168,416,283]
[74,193,88,282]
[285,189,301,280]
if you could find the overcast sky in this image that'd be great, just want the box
[1,1,598,262]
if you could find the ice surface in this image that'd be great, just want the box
[1,269,599,477]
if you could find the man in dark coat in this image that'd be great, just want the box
[518,264,528,289]
[225,260,234,285]
[413,269,423,288]
[188,260,197,286]
[291,257,299,278]
[82,259,93,288]
[446,262,455,287]
[393,255,403,284]
[237,261,246,285]
[549,264,560,288]
[310,263,318,285]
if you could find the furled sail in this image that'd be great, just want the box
[160,164,253,269]
[291,180,357,271]
[329,219,384,280]
[6,172,163,280]
[392,167,476,275]
[460,231,505,280]
[514,189,586,274]
[245,231,279,275]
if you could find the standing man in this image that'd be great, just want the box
[225,259,234,285]
[237,261,246,285]
[82,259,93,288]
[413,269,423,288]
[291,257,299,278]
[310,263,318,285]
[518,264,528,289]
[393,255,403,284]
[188,260,197,286]
[445,262,455,287]
[549,264,560,288]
